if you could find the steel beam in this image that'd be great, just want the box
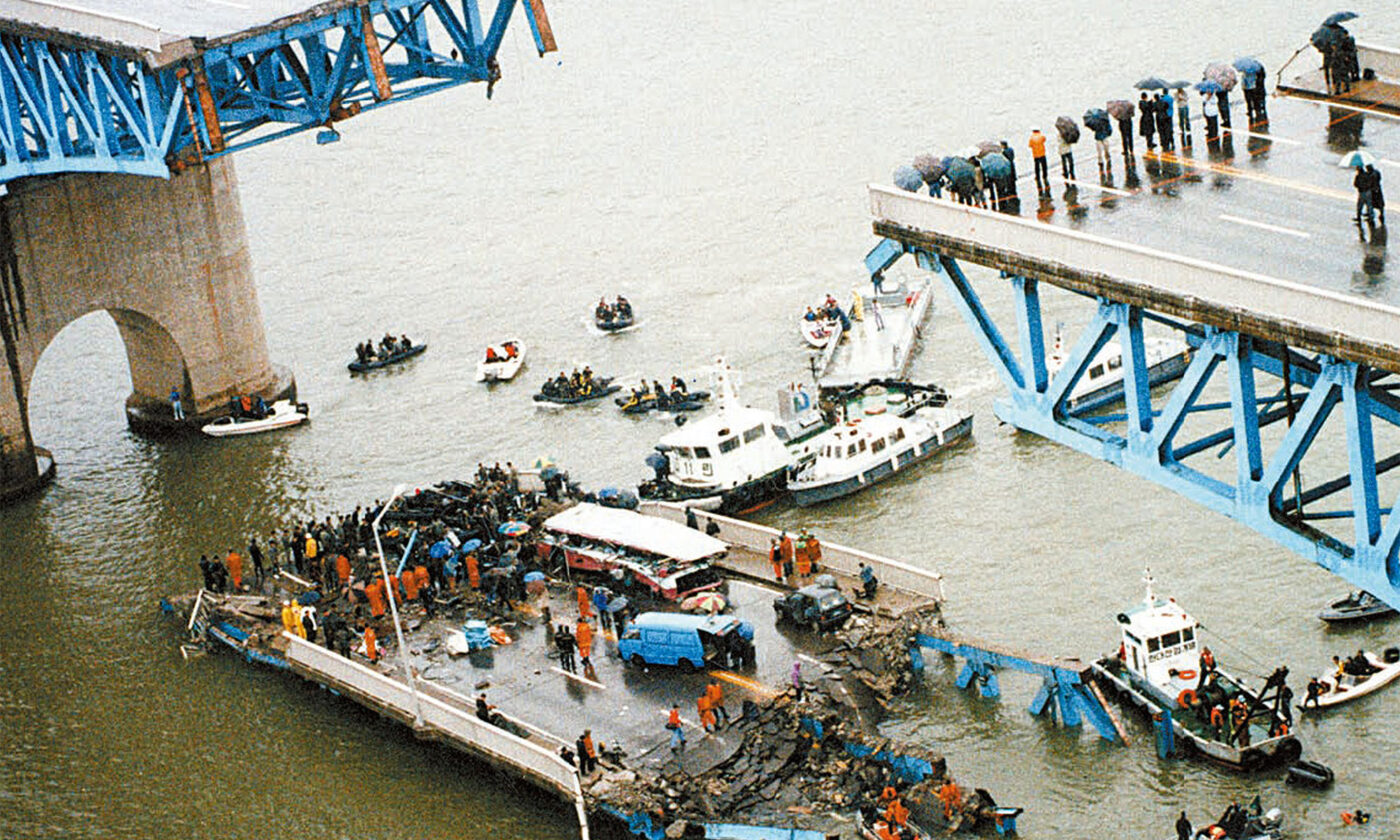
[0,0,556,183]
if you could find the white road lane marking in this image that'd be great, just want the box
[1063,178,1133,196]
[1217,213,1312,239]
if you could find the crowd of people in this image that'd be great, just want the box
[226,393,271,420]
[355,332,414,364]
[803,294,852,332]
[1319,23,1361,95]
[541,366,605,400]
[765,528,824,584]
[595,295,634,326]
[482,341,520,364]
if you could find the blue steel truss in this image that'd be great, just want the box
[915,244,1400,609]
[909,633,1122,742]
[0,0,555,183]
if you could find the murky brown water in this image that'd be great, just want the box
[4,2,1400,838]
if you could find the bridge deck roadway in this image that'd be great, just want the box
[869,89,1400,372]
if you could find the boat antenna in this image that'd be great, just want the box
[1142,567,1155,608]
[712,356,741,412]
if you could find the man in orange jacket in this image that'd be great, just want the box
[575,618,594,668]
[226,549,244,591]
[1028,128,1049,192]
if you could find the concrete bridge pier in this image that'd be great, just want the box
[0,156,293,502]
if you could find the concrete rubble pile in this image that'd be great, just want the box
[823,605,947,702]
[587,684,1000,836]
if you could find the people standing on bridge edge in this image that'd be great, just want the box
[1091,119,1112,173]
[1215,85,1232,130]
[791,660,804,701]
[1116,105,1135,158]
[1242,63,1267,123]
[1201,92,1219,143]
[685,506,698,530]
[667,704,686,752]
[1057,125,1077,183]
[769,538,784,583]
[1028,128,1049,192]
[1176,811,1192,840]
[1156,91,1175,151]
[779,530,795,580]
[1369,165,1386,227]
[575,617,593,669]
[1138,93,1156,150]
[999,140,1018,199]
[556,623,577,673]
[169,386,184,420]
[1355,165,1377,224]
[1175,87,1192,148]
[577,730,597,775]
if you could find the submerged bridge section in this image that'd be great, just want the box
[0,0,555,501]
[868,184,1400,610]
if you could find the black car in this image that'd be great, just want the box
[774,585,853,631]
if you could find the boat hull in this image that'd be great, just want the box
[790,414,973,506]
[640,466,789,516]
[348,343,427,373]
[1066,348,1190,413]
[1318,595,1398,623]
[1091,660,1301,771]
[533,383,621,405]
[476,340,525,382]
[1301,651,1400,710]
[201,402,309,437]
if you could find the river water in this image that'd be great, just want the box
[5,2,1400,838]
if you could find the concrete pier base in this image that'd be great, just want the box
[0,155,292,498]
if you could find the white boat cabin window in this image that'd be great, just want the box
[871,438,886,454]
[857,439,867,453]
[846,443,858,457]
[694,446,712,458]
[1089,364,1105,379]
[676,447,694,458]
[743,425,765,443]
[1108,356,1122,371]
[891,428,906,442]
[719,437,740,454]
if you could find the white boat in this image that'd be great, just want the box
[1301,649,1400,710]
[475,339,526,382]
[201,399,309,437]
[789,406,972,506]
[799,295,847,349]
[1091,570,1302,771]
[816,276,933,388]
[637,359,826,514]
[1047,325,1191,413]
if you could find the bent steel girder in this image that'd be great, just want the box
[934,251,1400,608]
[0,0,555,183]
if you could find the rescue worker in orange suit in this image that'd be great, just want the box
[577,729,597,775]
[1208,704,1225,739]
[577,585,593,619]
[769,538,784,582]
[335,553,351,586]
[466,554,480,590]
[938,778,963,821]
[363,626,378,663]
[697,693,716,733]
[281,601,298,634]
[779,531,795,580]
[795,533,813,579]
[706,679,729,727]
[1028,128,1049,191]
[873,820,898,840]
[402,566,421,601]
[877,786,898,808]
[885,794,909,828]
[366,577,387,618]
[575,618,594,668]
[226,549,244,591]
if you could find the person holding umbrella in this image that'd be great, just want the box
[1154,92,1174,152]
[1083,110,1112,172]
[1198,81,1221,141]
[1107,100,1134,158]
[1175,87,1192,147]
[1054,117,1079,182]
[1138,92,1156,150]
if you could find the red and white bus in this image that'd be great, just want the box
[538,503,726,601]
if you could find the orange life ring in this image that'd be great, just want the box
[864,406,887,415]
[1177,669,1197,681]
[1177,688,1198,708]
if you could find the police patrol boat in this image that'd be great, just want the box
[1090,570,1302,771]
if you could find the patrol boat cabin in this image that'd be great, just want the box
[1092,571,1301,771]
[640,360,821,514]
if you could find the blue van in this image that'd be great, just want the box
[618,612,744,669]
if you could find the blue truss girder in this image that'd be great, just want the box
[0,0,554,184]
[932,252,1400,607]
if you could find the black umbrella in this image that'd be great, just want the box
[1083,108,1110,132]
[911,153,945,183]
[975,139,1002,157]
[979,152,1012,180]
[1135,76,1171,90]
[1055,116,1080,143]
[944,157,975,187]
[1312,24,1345,51]
[1324,11,1358,26]
[1106,99,1135,120]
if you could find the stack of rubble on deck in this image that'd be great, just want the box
[588,684,999,836]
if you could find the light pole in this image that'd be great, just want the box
[373,483,424,728]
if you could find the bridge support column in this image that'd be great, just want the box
[0,155,293,501]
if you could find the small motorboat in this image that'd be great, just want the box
[594,296,636,333]
[533,376,619,406]
[1285,759,1335,787]
[201,400,309,437]
[475,339,526,383]
[1318,590,1398,623]
[348,342,426,373]
[799,295,848,348]
[616,386,711,415]
[1183,799,1284,840]
[1299,648,1400,711]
